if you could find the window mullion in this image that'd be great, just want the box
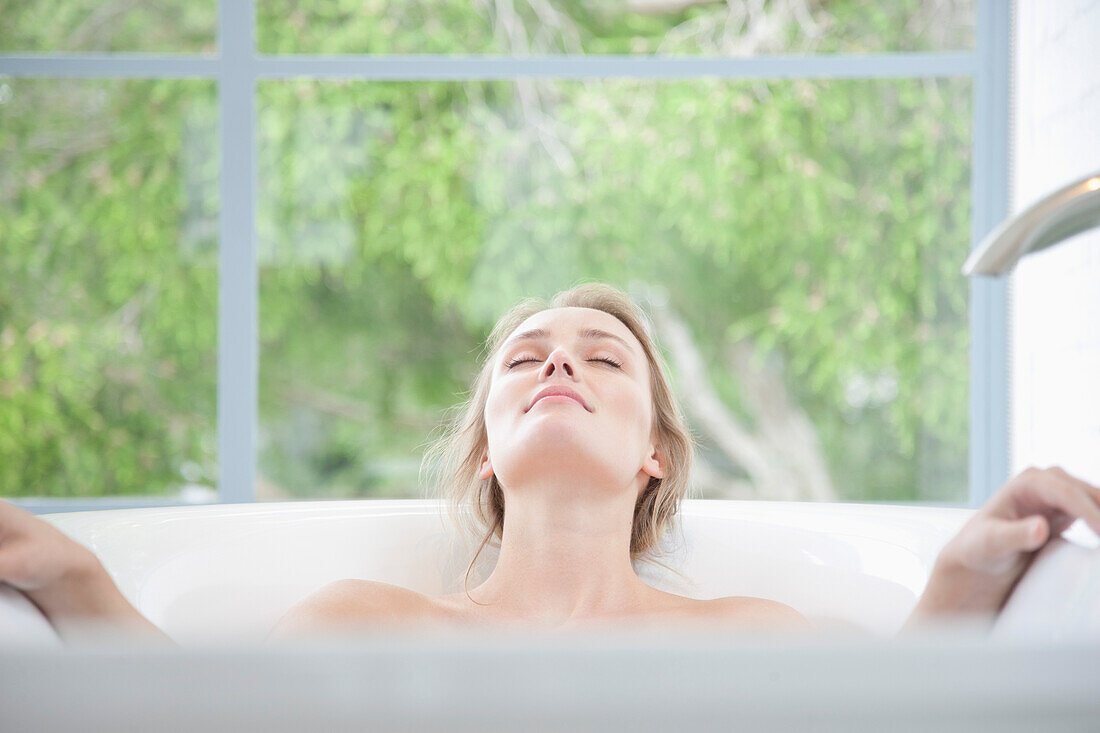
[968,0,1012,507]
[216,0,258,504]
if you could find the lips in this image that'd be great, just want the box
[526,385,592,412]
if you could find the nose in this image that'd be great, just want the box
[539,347,575,380]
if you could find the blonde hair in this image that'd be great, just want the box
[421,282,695,597]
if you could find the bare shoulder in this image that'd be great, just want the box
[266,579,433,641]
[696,596,814,632]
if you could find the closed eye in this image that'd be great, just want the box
[504,356,622,369]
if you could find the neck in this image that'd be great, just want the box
[464,479,656,626]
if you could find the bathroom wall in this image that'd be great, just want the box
[1010,0,1100,484]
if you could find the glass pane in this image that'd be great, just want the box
[0,78,219,499]
[0,0,217,53]
[257,77,972,504]
[258,0,973,55]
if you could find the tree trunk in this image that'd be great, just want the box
[645,296,836,501]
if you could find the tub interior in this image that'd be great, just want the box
[11,499,979,644]
[4,498,1098,646]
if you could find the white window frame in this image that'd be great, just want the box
[1,0,1011,513]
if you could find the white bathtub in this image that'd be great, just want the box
[2,498,1098,645]
[2,499,1100,732]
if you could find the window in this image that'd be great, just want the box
[0,0,1009,512]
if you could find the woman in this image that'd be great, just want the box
[2,283,1098,644]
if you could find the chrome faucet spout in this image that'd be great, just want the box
[963,170,1100,276]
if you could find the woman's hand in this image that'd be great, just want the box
[0,498,176,645]
[902,466,1100,631]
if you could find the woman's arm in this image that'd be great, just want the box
[897,554,1001,634]
[35,555,177,646]
[898,466,1100,635]
[0,499,176,646]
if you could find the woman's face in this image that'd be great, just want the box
[478,307,664,497]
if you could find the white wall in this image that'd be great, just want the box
[1010,0,1100,483]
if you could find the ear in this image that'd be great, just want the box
[477,450,495,480]
[642,443,665,480]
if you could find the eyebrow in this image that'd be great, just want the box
[503,327,635,354]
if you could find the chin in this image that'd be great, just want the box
[518,413,598,454]
[495,422,613,485]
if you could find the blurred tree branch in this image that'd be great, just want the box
[621,0,723,15]
[1,128,117,204]
[646,294,836,501]
[64,0,145,50]
[275,380,438,432]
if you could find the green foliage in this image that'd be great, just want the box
[1,0,973,502]
[255,0,972,55]
[1,79,219,497]
[0,0,216,53]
